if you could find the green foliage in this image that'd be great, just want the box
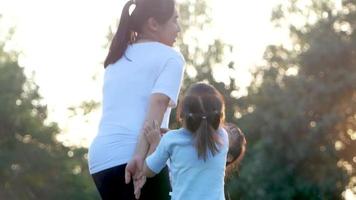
[171,0,356,199]
[170,0,239,129]
[228,1,356,199]
[0,39,99,199]
[2,0,353,198]
[68,100,100,117]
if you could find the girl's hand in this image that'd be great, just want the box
[144,120,161,146]
[160,128,170,135]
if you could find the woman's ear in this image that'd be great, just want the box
[147,17,160,32]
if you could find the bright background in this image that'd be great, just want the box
[1,0,354,199]
[0,0,290,147]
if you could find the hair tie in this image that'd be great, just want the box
[201,115,207,120]
[128,0,136,16]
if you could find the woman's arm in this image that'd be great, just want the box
[134,93,169,158]
[125,93,169,182]
[125,93,169,199]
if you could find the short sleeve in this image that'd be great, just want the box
[152,56,185,108]
[219,128,229,151]
[145,135,171,174]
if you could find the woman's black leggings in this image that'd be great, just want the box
[92,164,171,200]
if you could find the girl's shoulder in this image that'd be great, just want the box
[154,129,191,156]
[161,128,191,144]
[163,128,187,138]
[218,127,229,146]
[219,127,228,137]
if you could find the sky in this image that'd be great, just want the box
[1,1,355,198]
[1,0,290,147]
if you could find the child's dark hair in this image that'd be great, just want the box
[104,0,176,68]
[224,123,246,177]
[177,83,225,161]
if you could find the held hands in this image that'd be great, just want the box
[125,155,146,199]
[124,120,163,199]
[124,120,161,199]
[144,120,161,147]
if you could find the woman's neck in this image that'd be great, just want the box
[135,33,158,44]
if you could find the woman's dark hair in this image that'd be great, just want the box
[176,83,225,161]
[104,0,176,68]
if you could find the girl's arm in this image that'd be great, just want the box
[143,145,159,177]
[142,120,161,177]
[143,124,171,179]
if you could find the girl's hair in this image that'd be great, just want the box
[224,123,246,178]
[177,83,225,161]
[104,0,176,68]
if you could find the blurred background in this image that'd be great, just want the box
[0,0,355,199]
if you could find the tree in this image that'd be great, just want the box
[228,0,356,199]
[170,0,240,129]
[171,1,248,198]
[97,0,356,198]
[0,31,99,199]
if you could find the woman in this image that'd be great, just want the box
[88,0,184,199]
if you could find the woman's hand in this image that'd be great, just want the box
[125,155,146,199]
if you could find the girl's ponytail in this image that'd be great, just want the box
[177,83,225,161]
[194,114,220,161]
[180,94,223,161]
[104,0,136,68]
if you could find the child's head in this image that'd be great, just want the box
[224,123,246,176]
[104,0,179,68]
[177,83,225,161]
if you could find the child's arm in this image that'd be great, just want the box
[143,146,156,178]
[143,120,162,177]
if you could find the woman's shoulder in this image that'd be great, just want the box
[154,42,184,61]
[132,42,185,62]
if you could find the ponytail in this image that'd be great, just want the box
[177,83,225,161]
[104,0,136,68]
[103,0,175,68]
[194,113,220,161]
[182,100,223,161]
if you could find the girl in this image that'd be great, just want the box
[224,123,246,177]
[143,83,228,200]
[224,123,247,200]
[88,0,184,199]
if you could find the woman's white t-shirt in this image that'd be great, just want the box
[88,42,185,174]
